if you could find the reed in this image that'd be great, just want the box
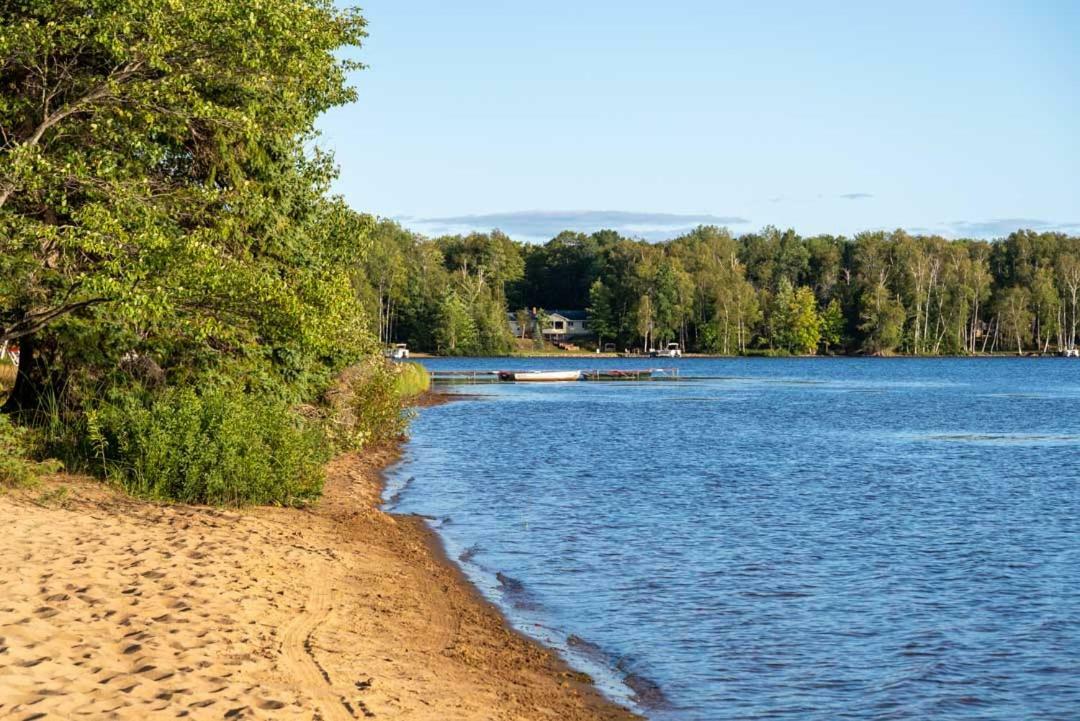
[394,361,431,399]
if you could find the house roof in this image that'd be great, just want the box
[549,309,588,320]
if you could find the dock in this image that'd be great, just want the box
[428,368,680,384]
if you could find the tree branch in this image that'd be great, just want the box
[0,298,111,343]
[0,61,145,210]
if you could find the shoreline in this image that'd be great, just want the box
[0,400,640,720]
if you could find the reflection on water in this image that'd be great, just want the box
[385,358,1080,720]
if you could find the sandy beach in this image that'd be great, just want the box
[0,442,640,720]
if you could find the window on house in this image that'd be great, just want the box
[554,321,564,329]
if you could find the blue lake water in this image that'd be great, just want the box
[384,358,1080,720]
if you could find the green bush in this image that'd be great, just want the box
[394,361,431,399]
[0,414,62,488]
[91,386,326,506]
[326,359,413,450]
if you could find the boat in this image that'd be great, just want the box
[383,343,409,359]
[1062,348,1079,358]
[498,370,582,382]
[650,342,683,358]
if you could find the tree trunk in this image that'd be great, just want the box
[1,333,54,415]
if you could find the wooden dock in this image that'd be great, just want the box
[428,368,680,383]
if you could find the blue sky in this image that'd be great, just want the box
[318,1,1079,242]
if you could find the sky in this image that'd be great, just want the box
[318,1,1080,243]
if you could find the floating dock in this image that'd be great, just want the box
[428,368,680,384]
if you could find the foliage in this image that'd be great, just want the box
[859,285,906,355]
[770,279,821,355]
[353,217,1080,356]
[435,291,480,355]
[0,0,403,508]
[532,308,550,350]
[998,286,1033,355]
[1,0,373,418]
[0,413,61,488]
[326,359,414,450]
[86,386,326,505]
[394,361,431,399]
[587,280,617,347]
[373,224,1080,356]
[819,299,845,353]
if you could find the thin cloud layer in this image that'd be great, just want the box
[404,210,750,242]
[839,193,874,200]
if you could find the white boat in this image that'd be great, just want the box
[499,370,582,382]
[383,343,409,359]
[650,342,683,358]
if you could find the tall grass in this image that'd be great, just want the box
[394,361,431,398]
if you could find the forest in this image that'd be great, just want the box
[355,222,1080,356]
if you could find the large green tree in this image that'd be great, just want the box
[1,0,369,410]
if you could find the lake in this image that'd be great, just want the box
[383,358,1080,720]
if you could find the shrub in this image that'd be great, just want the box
[326,359,414,450]
[0,414,62,488]
[91,386,326,506]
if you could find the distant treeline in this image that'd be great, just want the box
[355,222,1080,356]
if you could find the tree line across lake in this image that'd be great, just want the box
[356,222,1080,356]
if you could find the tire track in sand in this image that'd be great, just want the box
[280,570,355,721]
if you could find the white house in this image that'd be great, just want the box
[508,309,591,342]
[543,310,590,341]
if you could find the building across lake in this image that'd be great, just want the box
[508,309,591,343]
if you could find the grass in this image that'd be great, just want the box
[394,361,431,398]
[1,413,62,489]
[34,484,72,508]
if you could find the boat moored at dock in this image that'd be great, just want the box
[498,370,583,382]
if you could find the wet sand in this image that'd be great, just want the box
[0,446,640,720]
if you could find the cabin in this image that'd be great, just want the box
[507,309,591,341]
[543,310,590,341]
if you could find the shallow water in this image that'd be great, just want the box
[384,358,1080,720]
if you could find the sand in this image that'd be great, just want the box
[0,448,640,720]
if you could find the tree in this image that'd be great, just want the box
[859,286,905,355]
[770,279,821,354]
[1030,268,1060,352]
[514,308,531,339]
[998,286,1033,355]
[435,292,478,355]
[820,298,844,353]
[651,259,690,344]
[636,294,655,351]
[1058,253,1080,350]
[1,0,368,410]
[587,280,616,349]
[533,308,550,350]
